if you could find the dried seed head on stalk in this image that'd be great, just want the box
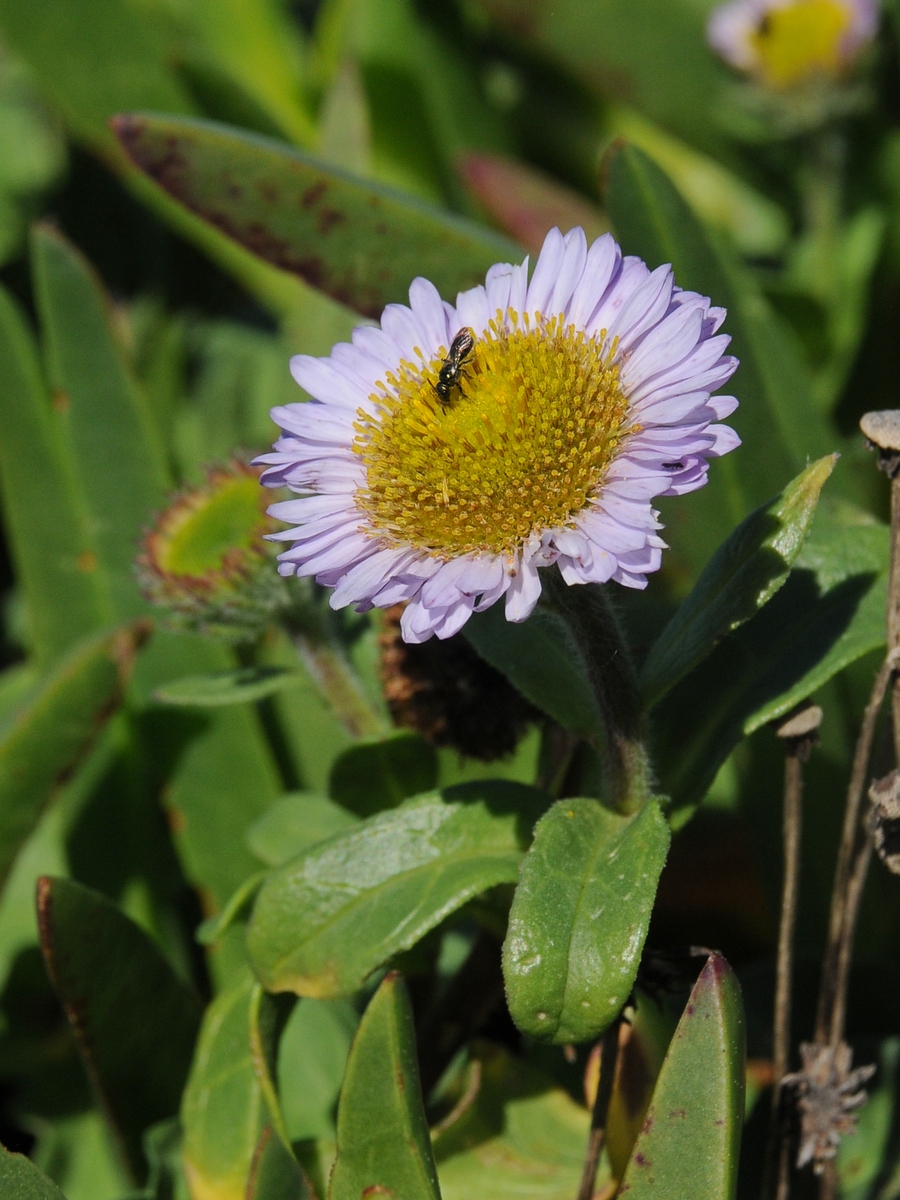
[379,603,538,760]
[868,768,900,874]
[784,1041,875,1173]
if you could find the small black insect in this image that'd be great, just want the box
[662,461,684,471]
[433,328,475,406]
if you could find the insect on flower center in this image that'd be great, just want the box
[353,311,634,558]
[750,0,852,88]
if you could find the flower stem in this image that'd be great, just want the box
[764,707,820,1200]
[539,570,649,813]
[576,1017,623,1200]
[293,632,387,739]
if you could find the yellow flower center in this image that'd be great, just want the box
[353,312,634,558]
[750,0,853,88]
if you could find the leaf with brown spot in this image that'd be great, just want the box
[618,954,745,1198]
[329,974,441,1200]
[112,114,523,318]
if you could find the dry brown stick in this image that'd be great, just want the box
[764,707,820,1200]
[814,649,898,1044]
[576,1017,622,1200]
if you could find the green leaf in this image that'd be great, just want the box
[606,144,835,580]
[152,667,302,708]
[640,456,837,707]
[0,1144,68,1200]
[328,732,439,818]
[247,792,361,868]
[433,1044,601,1200]
[0,0,194,153]
[31,225,169,623]
[37,876,202,1182]
[0,624,145,890]
[464,598,606,749]
[246,781,547,997]
[618,953,745,1199]
[329,973,441,1200]
[247,1128,310,1200]
[0,285,104,666]
[653,508,888,810]
[139,632,284,916]
[112,114,522,318]
[503,798,670,1044]
[741,512,888,734]
[181,974,268,1200]
[278,997,357,1142]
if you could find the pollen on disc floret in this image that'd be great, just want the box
[256,227,741,644]
[353,312,633,560]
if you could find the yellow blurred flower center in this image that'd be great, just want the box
[750,0,853,88]
[353,311,634,558]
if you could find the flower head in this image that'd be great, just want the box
[708,0,878,89]
[138,461,288,638]
[257,228,740,644]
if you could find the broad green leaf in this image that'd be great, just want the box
[433,1044,602,1200]
[640,456,836,707]
[246,781,548,997]
[247,792,361,868]
[0,285,104,665]
[153,667,301,708]
[113,114,522,318]
[503,798,670,1044]
[328,732,438,818]
[0,1144,68,1200]
[278,997,357,1142]
[0,0,194,153]
[653,508,888,810]
[464,596,606,750]
[741,512,888,733]
[606,144,836,580]
[182,974,268,1200]
[31,1110,132,1200]
[329,973,440,1200]
[0,624,145,890]
[37,876,202,1181]
[247,1128,310,1200]
[138,632,283,916]
[32,225,169,622]
[618,954,745,1199]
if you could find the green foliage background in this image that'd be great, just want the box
[0,1,898,1198]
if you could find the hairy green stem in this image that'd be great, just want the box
[538,571,649,813]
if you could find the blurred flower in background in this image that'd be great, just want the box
[708,0,879,88]
[259,227,740,644]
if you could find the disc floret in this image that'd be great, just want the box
[354,313,632,559]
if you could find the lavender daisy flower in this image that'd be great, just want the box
[708,0,878,88]
[257,227,740,644]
